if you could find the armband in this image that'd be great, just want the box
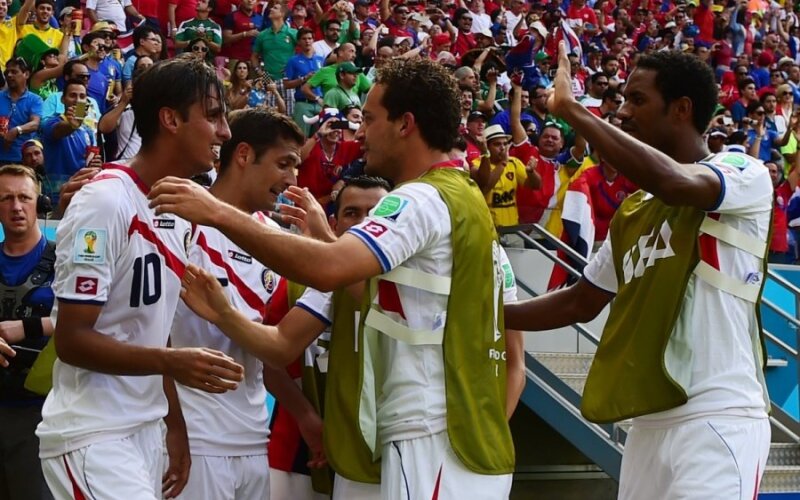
[22,318,44,340]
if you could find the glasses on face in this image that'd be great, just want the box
[74,72,90,80]
[596,81,609,86]
[192,45,209,53]
[94,45,108,52]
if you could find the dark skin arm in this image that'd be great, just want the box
[547,41,721,210]
[504,278,613,331]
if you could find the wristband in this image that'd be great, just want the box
[15,126,22,135]
[22,317,44,340]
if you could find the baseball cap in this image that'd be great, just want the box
[22,139,43,152]
[468,111,487,122]
[58,6,75,19]
[483,124,511,142]
[708,127,727,139]
[336,61,362,74]
[779,56,795,67]
[476,27,493,38]
[535,51,551,62]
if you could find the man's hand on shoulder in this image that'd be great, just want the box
[149,176,228,225]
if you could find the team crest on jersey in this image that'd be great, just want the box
[183,229,192,256]
[719,153,748,170]
[261,270,276,293]
[153,219,176,229]
[372,195,409,222]
[228,250,252,264]
[73,228,107,265]
[506,172,514,181]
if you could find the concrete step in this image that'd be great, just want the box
[532,351,594,376]
[761,466,800,493]
[768,443,800,467]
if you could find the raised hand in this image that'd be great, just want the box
[546,41,577,119]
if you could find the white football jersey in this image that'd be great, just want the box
[37,165,191,458]
[170,213,281,456]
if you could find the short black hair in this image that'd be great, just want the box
[635,50,718,134]
[333,175,392,217]
[63,59,86,79]
[590,72,609,84]
[63,78,87,93]
[35,0,54,7]
[737,76,756,91]
[746,100,764,115]
[132,55,224,149]
[297,27,314,39]
[218,108,304,175]
[602,86,620,101]
[133,25,159,48]
[81,31,107,49]
[375,58,461,152]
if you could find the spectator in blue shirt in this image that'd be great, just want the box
[0,58,43,164]
[40,60,101,131]
[285,27,324,136]
[80,32,121,115]
[41,80,100,206]
[746,101,794,163]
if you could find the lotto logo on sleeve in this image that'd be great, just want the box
[75,276,99,295]
[363,221,388,237]
[73,228,107,265]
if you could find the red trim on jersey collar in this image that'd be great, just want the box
[429,160,463,171]
[103,163,151,194]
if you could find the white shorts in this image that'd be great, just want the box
[619,416,771,500]
[269,468,328,500]
[173,454,269,500]
[333,472,381,500]
[382,431,512,500]
[41,422,164,500]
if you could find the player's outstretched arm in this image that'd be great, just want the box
[54,302,244,393]
[504,278,613,331]
[547,41,721,210]
[152,179,383,291]
[181,264,330,366]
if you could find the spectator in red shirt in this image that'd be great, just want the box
[567,0,598,27]
[693,0,714,44]
[449,8,477,59]
[221,0,262,62]
[768,158,796,263]
[297,109,362,209]
[578,159,637,242]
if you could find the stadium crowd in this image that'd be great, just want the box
[0,0,791,496]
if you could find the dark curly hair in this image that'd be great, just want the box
[375,58,461,152]
[635,50,718,134]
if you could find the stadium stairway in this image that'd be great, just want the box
[501,225,800,499]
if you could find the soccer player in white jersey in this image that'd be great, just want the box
[169,109,304,499]
[35,57,244,500]
[505,43,773,499]
[151,58,523,499]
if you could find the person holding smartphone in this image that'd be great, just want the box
[40,80,100,207]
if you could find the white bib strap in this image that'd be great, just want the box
[699,217,767,257]
[380,266,451,295]
[364,308,444,346]
[693,260,761,303]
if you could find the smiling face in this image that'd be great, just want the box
[243,138,301,212]
[175,86,232,175]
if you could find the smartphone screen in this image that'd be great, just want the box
[722,116,732,126]
[75,101,87,120]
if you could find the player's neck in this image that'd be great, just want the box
[208,175,249,213]
[2,227,41,257]
[666,134,710,164]
[130,146,193,190]
[394,141,451,185]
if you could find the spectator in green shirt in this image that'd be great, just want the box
[301,42,370,102]
[251,2,296,115]
[323,61,361,111]
[174,0,222,55]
